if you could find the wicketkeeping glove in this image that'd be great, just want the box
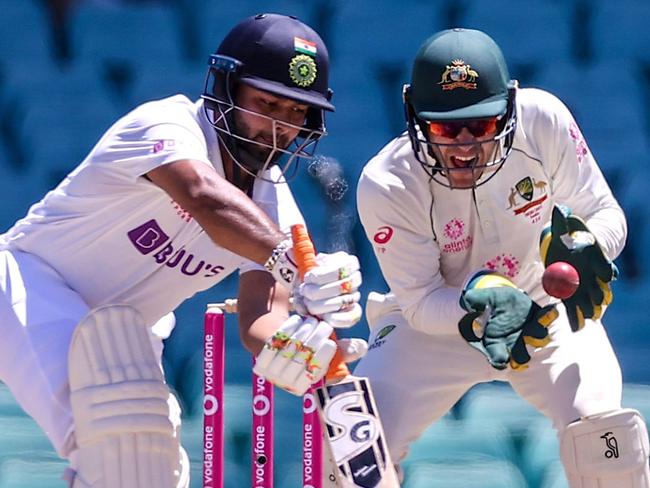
[292,251,363,328]
[253,315,368,396]
[458,271,559,371]
[540,205,618,331]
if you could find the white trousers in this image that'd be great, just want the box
[0,250,173,458]
[353,296,623,464]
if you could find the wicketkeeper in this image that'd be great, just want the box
[355,28,649,486]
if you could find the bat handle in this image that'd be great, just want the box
[291,224,351,383]
[325,341,350,381]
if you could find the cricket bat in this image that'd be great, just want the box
[291,224,400,488]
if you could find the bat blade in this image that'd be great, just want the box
[316,375,400,487]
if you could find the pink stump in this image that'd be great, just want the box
[251,363,274,487]
[203,307,225,488]
[303,379,324,488]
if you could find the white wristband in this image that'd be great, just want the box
[264,239,298,289]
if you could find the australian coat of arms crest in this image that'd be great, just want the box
[439,59,479,90]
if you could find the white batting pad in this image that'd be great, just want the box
[560,408,650,488]
[68,305,187,488]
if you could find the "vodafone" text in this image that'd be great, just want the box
[252,375,272,488]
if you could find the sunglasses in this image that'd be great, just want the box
[427,117,499,139]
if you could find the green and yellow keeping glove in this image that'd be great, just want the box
[458,271,559,371]
[540,205,618,332]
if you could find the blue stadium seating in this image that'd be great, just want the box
[129,61,206,106]
[0,456,68,488]
[403,417,518,467]
[4,61,121,189]
[0,148,33,232]
[458,382,547,436]
[622,383,650,421]
[605,283,650,347]
[605,284,650,384]
[320,67,402,173]
[539,461,569,488]
[68,2,194,113]
[70,2,184,68]
[326,0,443,67]
[0,414,58,462]
[519,418,562,488]
[183,0,317,61]
[0,383,26,417]
[614,181,650,286]
[532,60,648,195]
[274,461,308,488]
[403,459,529,488]
[591,1,650,63]
[0,0,53,72]
[461,0,573,68]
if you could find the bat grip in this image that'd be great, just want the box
[324,339,350,382]
[291,225,350,382]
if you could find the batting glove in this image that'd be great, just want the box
[540,205,618,331]
[458,271,559,371]
[253,315,368,396]
[293,251,363,328]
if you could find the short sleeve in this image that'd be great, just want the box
[90,98,213,180]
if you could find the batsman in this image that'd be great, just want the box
[355,28,649,486]
[0,14,367,487]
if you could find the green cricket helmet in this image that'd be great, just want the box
[403,28,517,188]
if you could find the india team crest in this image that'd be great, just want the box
[439,59,479,90]
[289,54,317,87]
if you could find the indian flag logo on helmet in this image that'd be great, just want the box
[294,37,317,56]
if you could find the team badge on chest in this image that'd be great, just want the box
[506,176,549,223]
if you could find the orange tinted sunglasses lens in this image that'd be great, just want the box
[427,117,499,138]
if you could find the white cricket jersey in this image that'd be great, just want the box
[0,95,303,324]
[357,88,627,336]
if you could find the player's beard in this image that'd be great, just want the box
[229,112,292,174]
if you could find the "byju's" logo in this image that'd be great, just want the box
[127,219,224,278]
[128,220,169,254]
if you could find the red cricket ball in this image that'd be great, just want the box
[542,261,580,299]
